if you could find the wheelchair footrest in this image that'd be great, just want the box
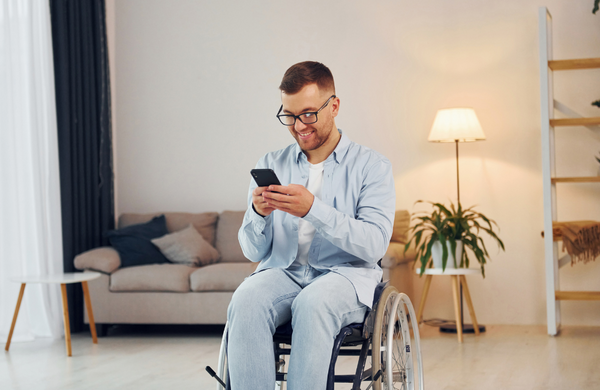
[337,348,366,356]
[274,373,373,383]
[275,373,373,383]
[333,374,372,383]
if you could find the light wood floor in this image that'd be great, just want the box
[2,324,600,389]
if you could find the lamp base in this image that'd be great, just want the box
[440,323,486,334]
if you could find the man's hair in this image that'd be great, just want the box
[279,61,335,95]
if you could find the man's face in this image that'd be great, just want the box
[281,83,339,153]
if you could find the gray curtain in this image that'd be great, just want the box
[50,0,115,332]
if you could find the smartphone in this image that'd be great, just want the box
[251,169,281,187]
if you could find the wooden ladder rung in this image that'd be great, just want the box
[550,117,600,127]
[551,177,600,184]
[548,58,600,70]
[555,291,600,301]
[541,230,563,241]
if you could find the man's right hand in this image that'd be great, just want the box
[252,187,276,217]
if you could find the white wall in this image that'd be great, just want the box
[112,0,600,326]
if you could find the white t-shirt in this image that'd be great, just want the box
[293,161,325,266]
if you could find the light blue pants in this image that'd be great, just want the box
[226,264,368,390]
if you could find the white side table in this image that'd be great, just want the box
[4,272,101,356]
[415,268,480,343]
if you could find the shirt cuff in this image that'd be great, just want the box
[250,204,271,232]
[302,196,333,229]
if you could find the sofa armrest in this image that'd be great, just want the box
[381,242,416,269]
[74,247,121,274]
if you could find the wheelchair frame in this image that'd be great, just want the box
[215,284,423,390]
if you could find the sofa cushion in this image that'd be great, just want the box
[110,264,197,292]
[74,247,121,274]
[215,210,247,263]
[119,212,219,247]
[190,262,257,292]
[107,215,169,268]
[152,224,220,266]
[391,210,411,244]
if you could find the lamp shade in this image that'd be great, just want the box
[428,108,486,143]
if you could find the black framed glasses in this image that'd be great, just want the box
[276,95,336,126]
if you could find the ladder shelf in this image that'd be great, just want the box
[539,7,600,336]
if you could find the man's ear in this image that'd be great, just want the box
[331,96,340,118]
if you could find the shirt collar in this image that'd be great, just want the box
[295,129,350,164]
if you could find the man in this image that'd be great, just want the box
[227,61,395,389]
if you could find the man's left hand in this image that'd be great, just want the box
[262,184,314,218]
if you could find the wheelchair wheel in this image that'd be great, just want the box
[373,288,424,390]
[372,285,398,390]
[386,293,424,390]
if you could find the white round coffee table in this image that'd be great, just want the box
[5,272,101,356]
[415,268,480,343]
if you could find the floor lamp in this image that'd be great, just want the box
[428,107,486,334]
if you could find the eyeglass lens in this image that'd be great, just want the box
[279,113,317,126]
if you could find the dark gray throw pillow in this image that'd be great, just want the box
[106,214,169,268]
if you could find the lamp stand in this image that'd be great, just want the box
[439,140,486,335]
[456,140,460,203]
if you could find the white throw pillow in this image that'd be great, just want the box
[151,224,220,266]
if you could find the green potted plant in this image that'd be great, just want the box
[404,200,505,277]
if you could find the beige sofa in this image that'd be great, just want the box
[74,210,415,335]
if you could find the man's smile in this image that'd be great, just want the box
[297,130,314,139]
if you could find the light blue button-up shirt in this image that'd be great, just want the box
[238,130,395,308]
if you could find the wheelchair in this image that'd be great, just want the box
[211,282,424,390]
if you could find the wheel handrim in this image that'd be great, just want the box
[372,287,398,390]
[398,293,424,390]
[384,294,413,389]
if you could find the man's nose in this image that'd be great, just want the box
[294,119,307,132]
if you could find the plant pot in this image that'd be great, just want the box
[431,240,463,270]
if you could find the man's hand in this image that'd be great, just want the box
[262,184,314,218]
[252,187,277,217]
